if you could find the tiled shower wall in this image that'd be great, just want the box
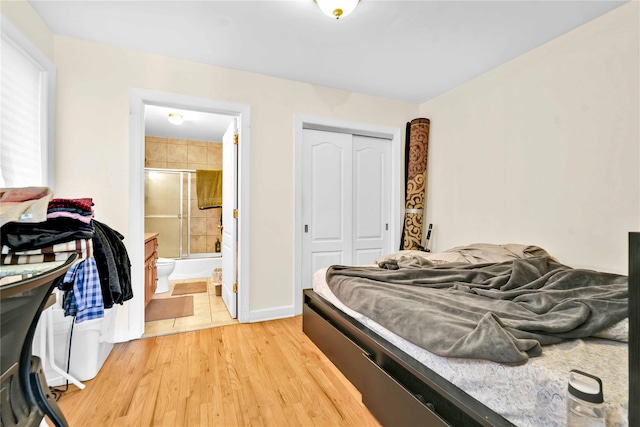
[145,136,223,257]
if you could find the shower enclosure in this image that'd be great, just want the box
[144,168,222,259]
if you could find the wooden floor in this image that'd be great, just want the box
[54,316,381,427]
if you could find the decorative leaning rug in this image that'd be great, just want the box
[401,118,430,250]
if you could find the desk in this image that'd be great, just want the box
[0,261,65,282]
[1,259,85,390]
[0,255,76,427]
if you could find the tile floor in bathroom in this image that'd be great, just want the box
[143,277,238,338]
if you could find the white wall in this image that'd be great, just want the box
[420,2,639,274]
[0,0,54,61]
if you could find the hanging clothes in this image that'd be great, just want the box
[92,220,133,306]
[60,256,104,323]
[1,193,133,318]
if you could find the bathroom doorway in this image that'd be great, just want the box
[143,105,229,261]
[142,105,236,336]
[127,89,250,342]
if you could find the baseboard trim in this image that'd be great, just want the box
[248,305,296,323]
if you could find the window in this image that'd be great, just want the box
[0,17,55,188]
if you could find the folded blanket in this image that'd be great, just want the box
[0,217,94,250]
[1,239,93,265]
[48,197,94,213]
[47,211,94,224]
[196,170,222,209]
[47,206,93,216]
[0,187,50,202]
[327,256,628,365]
[0,187,53,226]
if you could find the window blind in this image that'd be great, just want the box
[0,36,44,187]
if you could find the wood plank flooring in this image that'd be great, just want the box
[54,316,381,427]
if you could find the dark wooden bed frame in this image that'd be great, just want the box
[303,232,639,426]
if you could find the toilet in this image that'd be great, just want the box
[155,258,175,294]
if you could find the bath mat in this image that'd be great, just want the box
[172,281,207,296]
[145,296,194,322]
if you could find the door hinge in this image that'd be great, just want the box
[233,209,238,219]
[233,134,239,145]
[233,283,238,293]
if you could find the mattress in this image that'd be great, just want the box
[313,267,628,427]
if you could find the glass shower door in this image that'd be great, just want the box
[144,170,182,259]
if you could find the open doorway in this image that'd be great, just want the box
[125,90,250,342]
[142,105,237,337]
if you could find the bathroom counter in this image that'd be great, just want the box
[145,232,159,243]
[144,233,159,308]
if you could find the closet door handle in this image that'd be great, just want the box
[304,224,309,233]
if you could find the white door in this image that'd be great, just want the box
[352,135,391,265]
[221,120,237,318]
[301,130,353,288]
[301,130,391,288]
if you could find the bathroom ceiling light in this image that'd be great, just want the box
[168,113,184,125]
[315,0,360,20]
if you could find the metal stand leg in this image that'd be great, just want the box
[44,308,85,390]
[30,356,69,427]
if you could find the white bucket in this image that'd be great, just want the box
[33,307,116,386]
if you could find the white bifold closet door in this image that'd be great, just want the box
[301,129,391,288]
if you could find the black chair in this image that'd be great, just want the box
[1,254,77,427]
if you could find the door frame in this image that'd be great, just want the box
[293,115,401,316]
[126,89,250,341]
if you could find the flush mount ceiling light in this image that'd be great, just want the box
[315,0,360,20]
[168,113,184,125]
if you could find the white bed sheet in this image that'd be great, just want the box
[313,267,628,427]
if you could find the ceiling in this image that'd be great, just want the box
[145,105,232,142]
[28,0,627,140]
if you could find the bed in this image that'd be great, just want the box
[302,239,638,426]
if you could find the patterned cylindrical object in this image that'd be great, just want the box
[401,118,430,250]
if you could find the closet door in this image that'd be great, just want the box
[301,129,392,288]
[301,129,353,288]
[352,135,391,265]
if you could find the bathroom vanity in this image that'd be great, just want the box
[144,233,158,308]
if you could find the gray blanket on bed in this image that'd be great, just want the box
[325,257,628,365]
